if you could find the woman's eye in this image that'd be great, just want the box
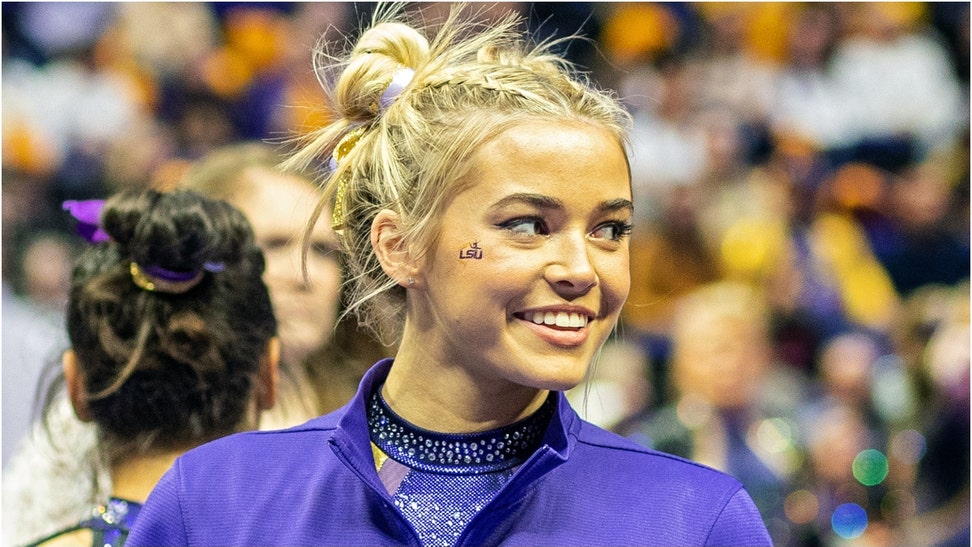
[311,240,338,258]
[591,221,633,241]
[500,217,548,237]
[260,237,292,251]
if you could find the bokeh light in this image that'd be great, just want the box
[756,417,794,453]
[889,429,927,465]
[881,489,917,522]
[872,354,917,423]
[852,449,889,486]
[831,503,868,539]
[784,489,819,525]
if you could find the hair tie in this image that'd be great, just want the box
[130,261,223,294]
[329,68,414,231]
[64,200,224,293]
[379,67,415,113]
[63,200,109,243]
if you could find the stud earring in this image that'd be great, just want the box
[407,277,415,286]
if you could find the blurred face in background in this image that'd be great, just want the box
[21,233,75,312]
[671,285,771,410]
[232,167,341,367]
[674,316,769,409]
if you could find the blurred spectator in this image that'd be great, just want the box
[617,281,804,545]
[621,180,721,399]
[626,56,712,223]
[829,3,966,162]
[1,281,66,466]
[13,231,76,313]
[566,335,653,431]
[771,3,848,150]
[902,283,970,546]
[2,3,140,183]
[176,142,393,418]
[878,161,970,296]
[794,401,888,546]
[1,227,78,465]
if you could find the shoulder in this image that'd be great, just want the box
[143,413,348,524]
[181,412,341,466]
[529,418,771,545]
[571,419,742,489]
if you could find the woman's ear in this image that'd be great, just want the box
[371,209,421,288]
[62,349,94,422]
[257,337,280,411]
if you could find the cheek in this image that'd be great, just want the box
[306,255,341,281]
[263,247,300,276]
[599,253,631,311]
[306,257,342,294]
[429,243,524,310]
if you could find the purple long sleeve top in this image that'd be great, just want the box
[127,359,772,546]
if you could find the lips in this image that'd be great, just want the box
[514,308,594,348]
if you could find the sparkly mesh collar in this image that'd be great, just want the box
[368,388,554,475]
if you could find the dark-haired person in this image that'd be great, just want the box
[129,6,771,546]
[22,190,278,547]
[3,142,393,546]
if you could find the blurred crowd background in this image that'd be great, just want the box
[2,3,968,547]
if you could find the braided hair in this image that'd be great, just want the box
[284,4,631,344]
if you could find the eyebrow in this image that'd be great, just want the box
[597,198,635,215]
[489,193,634,215]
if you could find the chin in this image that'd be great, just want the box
[522,364,591,392]
[541,379,585,392]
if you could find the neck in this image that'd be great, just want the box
[110,449,185,503]
[385,331,549,433]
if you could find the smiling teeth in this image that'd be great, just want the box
[531,311,588,328]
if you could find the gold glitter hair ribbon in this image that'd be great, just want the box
[129,261,223,294]
[329,126,367,231]
[330,67,415,230]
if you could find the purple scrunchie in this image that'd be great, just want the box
[141,262,224,282]
[63,199,110,243]
[63,199,224,275]
[379,67,415,113]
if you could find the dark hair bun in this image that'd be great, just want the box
[101,190,252,274]
[62,188,277,454]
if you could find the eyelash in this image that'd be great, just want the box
[499,216,549,237]
[260,237,338,258]
[595,221,634,241]
[497,217,633,241]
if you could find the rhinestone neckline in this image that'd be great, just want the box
[368,388,554,475]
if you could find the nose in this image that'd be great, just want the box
[545,232,597,296]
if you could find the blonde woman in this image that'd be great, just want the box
[129,6,771,546]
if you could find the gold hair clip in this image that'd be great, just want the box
[130,262,206,294]
[330,126,367,231]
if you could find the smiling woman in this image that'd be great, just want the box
[395,120,632,407]
[127,4,772,546]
